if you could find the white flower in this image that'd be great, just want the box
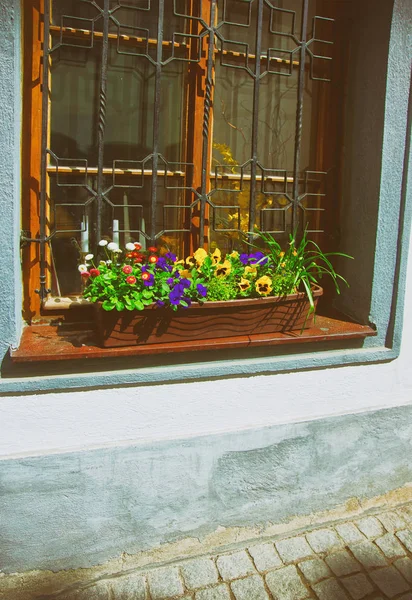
[85,253,94,261]
[113,248,122,253]
[106,260,112,265]
[78,264,88,273]
[107,242,119,251]
[125,242,135,251]
[98,239,108,246]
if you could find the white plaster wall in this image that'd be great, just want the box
[1,227,412,459]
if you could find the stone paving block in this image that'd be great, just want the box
[335,523,366,545]
[355,516,385,539]
[275,536,314,563]
[375,532,407,558]
[377,510,408,532]
[248,543,283,572]
[397,529,412,552]
[265,565,309,600]
[369,566,410,598]
[181,558,219,589]
[297,558,331,584]
[325,549,361,577]
[340,573,374,600]
[61,582,110,600]
[230,574,269,600]
[147,567,184,600]
[312,578,350,600]
[398,506,412,525]
[395,557,412,584]
[349,541,388,569]
[306,528,343,553]
[110,574,147,599]
[216,550,255,580]
[195,585,231,600]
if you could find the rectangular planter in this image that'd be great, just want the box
[94,286,323,348]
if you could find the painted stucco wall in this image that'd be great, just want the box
[0,0,411,576]
[0,0,22,353]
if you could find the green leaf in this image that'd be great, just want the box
[102,300,116,311]
[142,289,153,299]
[134,300,145,311]
[142,297,153,306]
[115,300,125,311]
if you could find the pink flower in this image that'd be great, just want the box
[141,272,151,281]
[81,271,91,278]
[148,255,158,264]
[122,265,133,274]
[126,275,137,284]
[89,268,100,277]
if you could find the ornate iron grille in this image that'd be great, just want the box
[34,0,336,299]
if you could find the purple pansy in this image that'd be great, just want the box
[196,283,207,297]
[143,274,154,286]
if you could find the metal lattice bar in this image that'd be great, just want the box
[33,0,336,299]
[96,0,110,243]
[37,0,52,300]
[150,0,165,243]
[292,0,310,233]
[200,0,217,247]
[248,0,264,238]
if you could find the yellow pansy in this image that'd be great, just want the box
[180,269,192,279]
[211,248,221,265]
[193,247,208,266]
[244,265,257,278]
[238,277,251,292]
[215,259,231,278]
[230,250,239,259]
[255,275,273,296]
[185,255,197,268]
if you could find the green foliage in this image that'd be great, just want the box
[205,277,238,302]
[79,232,352,314]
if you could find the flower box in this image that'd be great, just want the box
[95,285,323,348]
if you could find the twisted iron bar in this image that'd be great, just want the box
[292,0,309,234]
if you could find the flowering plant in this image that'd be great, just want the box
[79,231,351,313]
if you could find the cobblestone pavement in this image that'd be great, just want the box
[60,503,412,600]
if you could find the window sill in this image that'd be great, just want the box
[10,315,376,363]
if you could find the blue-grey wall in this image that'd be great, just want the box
[1,403,412,573]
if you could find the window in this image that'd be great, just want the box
[22,0,350,318]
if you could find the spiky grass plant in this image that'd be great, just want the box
[252,229,353,315]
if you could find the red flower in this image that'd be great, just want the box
[122,265,133,274]
[141,272,151,281]
[126,275,137,285]
[148,246,157,253]
[134,255,143,264]
[89,268,100,277]
[134,242,142,250]
[148,255,158,264]
[81,271,91,278]
[126,252,134,258]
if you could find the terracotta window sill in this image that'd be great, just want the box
[11,314,376,363]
